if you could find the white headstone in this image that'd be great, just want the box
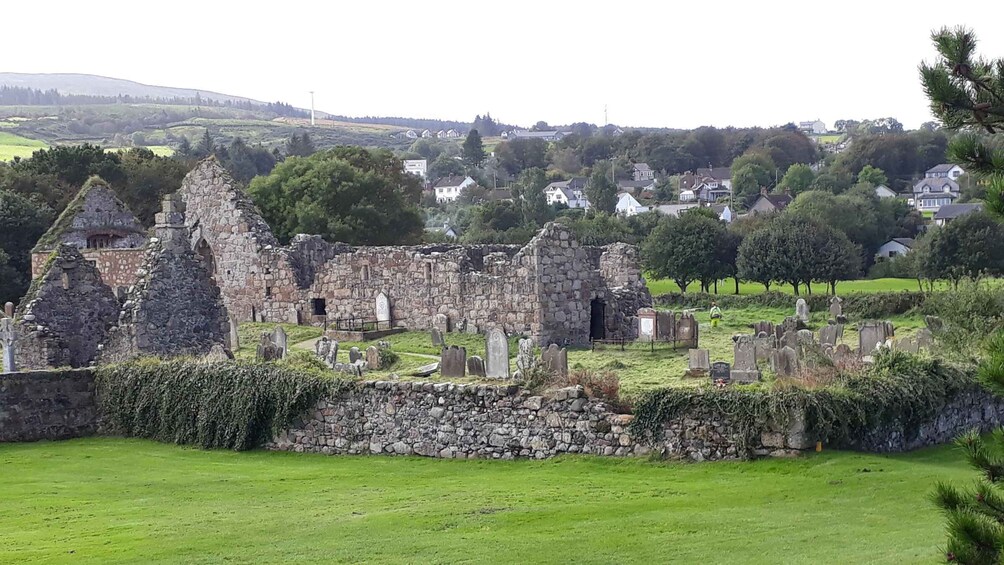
[795,298,810,322]
[375,292,390,326]
[485,328,510,379]
[0,317,16,374]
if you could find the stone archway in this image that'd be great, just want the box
[195,238,216,280]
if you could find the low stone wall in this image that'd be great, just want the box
[840,387,1004,453]
[267,381,810,460]
[0,369,98,442]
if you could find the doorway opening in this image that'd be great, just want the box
[589,299,606,341]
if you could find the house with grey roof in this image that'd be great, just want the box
[502,130,567,142]
[876,238,914,258]
[925,163,965,180]
[632,163,655,181]
[748,190,793,215]
[544,180,589,209]
[933,203,982,226]
[912,177,960,212]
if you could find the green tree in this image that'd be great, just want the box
[642,210,727,292]
[247,147,423,246]
[117,148,189,225]
[736,228,776,292]
[511,167,551,227]
[924,211,1004,286]
[285,133,315,158]
[730,150,776,203]
[0,189,53,303]
[778,163,815,194]
[461,129,486,169]
[428,154,466,180]
[585,162,618,214]
[857,164,888,186]
[196,129,215,158]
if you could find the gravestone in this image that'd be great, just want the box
[832,343,854,364]
[858,321,893,357]
[688,349,710,376]
[515,338,535,376]
[731,335,761,383]
[256,332,282,362]
[677,313,699,348]
[0,315,16,374]
[916,328,935,349]
[657,311,675,341]
[779,331,799,351]
[819,323,843,348]
[271,326,288,358]
[467,355,486,378]
[637,308,656,342]
[440,345,467,378]
[486,328,510,379]
[771,345,798,377]
[349,346,362,363]
[315,336,331,359]
[410,362,439,377]
[795,298,810,322]
[375,292,390,326]
[924,315,943,332]
[752,320,774,337]
[326,340,339,367]
[431,328,445,347]
[433,313,450,333]
[203,344,231,363]
[541,344,568,378]
[710,361,731,384]
[829,297,846,323]
[776,316,803,340]
[229,316,240,351]
[366,345,381,370]
[753,333,776,362]
[895,336,920,354]
[455,318,467,333]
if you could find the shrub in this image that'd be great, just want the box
[653,290,926,318]
[97,359,349,450]
[922,281,1004,353]
[378,347,400,369]
[564,369,627,411]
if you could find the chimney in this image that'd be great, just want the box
[154,195,188,252]
[760,186,769,196]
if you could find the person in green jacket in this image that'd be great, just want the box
[710,302,722,328]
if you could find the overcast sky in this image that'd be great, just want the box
[8,1,1004,130]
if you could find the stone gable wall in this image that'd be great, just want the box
[32,249,146,292]
[0,369,97,442]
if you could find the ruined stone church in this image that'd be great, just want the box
[25,157,651,360]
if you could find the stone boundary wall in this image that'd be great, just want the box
[32,249,146,293]
[0,369,98,442]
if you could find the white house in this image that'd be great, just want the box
[615,192,648,216]
[913,177,960,212]
[405,130,418,139]
[632,163,655,181]
[504,130,567,142]
[925,163,965,180]
[874,184,897,199]
[876,238,914,259]
[403,159,427,179]
[711,204,733,223]
[421,129,433,138]
[798,120,828,135]
[434,175,476,203]
[544,180,589,209]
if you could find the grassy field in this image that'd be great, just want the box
[0,131,46,161]
[104,145,174,157]
[646,277,936,296]
[0,437,969,564]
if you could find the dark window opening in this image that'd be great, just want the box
[265,286,273,298]
[195,239,216,279]
[424,263,433,283]
[312,298,327,316]
[590,299,606,340]
[361,265,370,281]
[86,234,122,249]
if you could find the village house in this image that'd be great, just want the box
[925,163,965,180]
[426,223,461,240]
[403,159,427,179]
[653,203,700,217]
[615,192,648,217]
[405,130,418,139]
[748,189,793,215]
[544,178,589,209]
[632,163,655,181]
[434,175,476,203]
[421,129,433,138]
[912,177,960,213]
[933,203,982,226]
[710,204,734,223]
[874,184,897,199]
[502,130,567,142]
[616,179,657,197]
[876,238,914,259]
[680,167,732,202]
[798,120,828,135]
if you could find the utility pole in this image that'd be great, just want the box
[309,91,315,126]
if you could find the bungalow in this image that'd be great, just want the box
[876,238,914,259]
[503,130,567,142]
[913,177,960,212]
[615,192,648,217]
[427,223,461,239]
[933,203,982,226]
[403,159,427,179]
[434,175,476,203]
[798,120,828,135]
[632,162,655,181]
[544,180,589,208]
[925,163,965,180]
[710,204,734,223]
[748,190,793,215]
[874,184,897,199]
[617,179,657,196]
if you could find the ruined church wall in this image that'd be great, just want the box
[32,249,146,293]
[0,369,98,442]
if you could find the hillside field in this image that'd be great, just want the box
[0,438,968,564]
[646,277,936,296]
[0,131,47,161]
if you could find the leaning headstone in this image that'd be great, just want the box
[256,332,282,362]
[467,355,487,378]
[541,344,568,378]
[0,315,16,374]
[779,331,799,351]
[271,326,288,358]
[832,343,853,365]
[829,297,846,323]
[637,308,656,342]
[515,338,535,376]
[315,336,332,360]
[349,346,362,363]
[433,313,450,333]
[731,335,761,384]
[771,346,799,377]
[819,324,843,348]
[753,333,776,362]
[485,328,510,379]
[795,298,810,322]
[430,328,445,347]
[688,349,710,376]
[366,346,381,370]
[776,316,803,339]
[710,361,731,385]
[440,345,467,378]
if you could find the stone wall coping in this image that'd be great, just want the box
[357,380,585,399]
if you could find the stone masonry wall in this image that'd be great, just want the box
[0,369,97,442]
[32,249,146,293]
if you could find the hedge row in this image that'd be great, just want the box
[653,290,928,318]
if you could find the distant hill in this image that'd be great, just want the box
[0,73,263,105]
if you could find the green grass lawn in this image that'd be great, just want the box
[646,277,936,296]
[0,131,46,161]
[0,437,969,564]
